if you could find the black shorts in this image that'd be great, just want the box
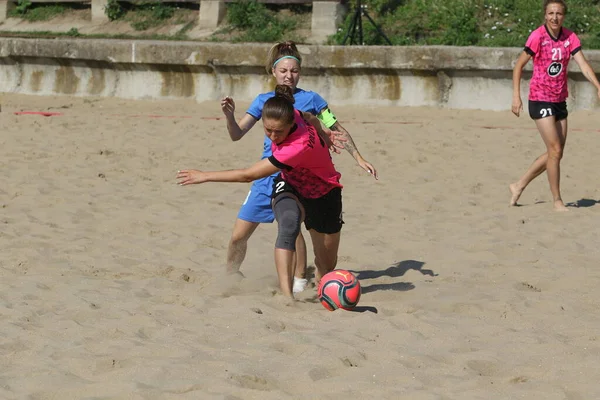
[272,174,343,234]
[528,100,568,121]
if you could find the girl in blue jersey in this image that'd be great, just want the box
[221,41,377,293]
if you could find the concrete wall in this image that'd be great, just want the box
[1,38,600,111]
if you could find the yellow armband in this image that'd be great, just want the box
[317,108,338,129]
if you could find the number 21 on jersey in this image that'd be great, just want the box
[551,48,562,61]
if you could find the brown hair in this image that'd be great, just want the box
[263,85,295,125]
[544,0,567,14]
[265,41,302,74]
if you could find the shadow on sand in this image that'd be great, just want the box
[351,259,436,294]
[567,198,600,208]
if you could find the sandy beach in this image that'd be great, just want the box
[2,93,600,399]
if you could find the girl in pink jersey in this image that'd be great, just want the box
[510,0,600,211]
[177,85,344,298]
[220,41,376,294]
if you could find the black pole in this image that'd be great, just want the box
[356,0,363,44]
[342,1,361,45]
[341,0,391,46]
[362,8,392,45]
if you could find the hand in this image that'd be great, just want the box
[324,129,347,154]
[511,97,523,117]
[357,157,378,180]
[221,96,235,118]
[176,169,208,185]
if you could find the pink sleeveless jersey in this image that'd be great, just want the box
[525,25,581,102]
[269,110,342,199]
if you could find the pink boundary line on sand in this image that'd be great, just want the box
[107,114,195,119]
[106,114,226,120]
[14,111,64,116]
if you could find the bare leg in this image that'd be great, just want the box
[274,248,294,297]
[538,117,568,210]
[308,230,341,285]
[510,154,547,205]
[291,231,308,293]
[226,219,259,274]
[294,231,307,279]
[510,117,568,209]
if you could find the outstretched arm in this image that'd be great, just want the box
[573,51,600,99]
[221,96,259,141]
[512,51,531,117]
[177,158,279,185]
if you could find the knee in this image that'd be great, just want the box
[547,141,564,160]
[230,229,252,245]
[315,252,338,271]
[276,211,301,250]
[274,199,301,251]
[229,235,248,247]
[548,145,564,160]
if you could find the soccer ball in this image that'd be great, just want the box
[317,269,361,311]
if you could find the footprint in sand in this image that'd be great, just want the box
[229,373,273,391]
[308,366,335,382]
[466,359,500,377]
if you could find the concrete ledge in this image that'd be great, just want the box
[1,38,600,110]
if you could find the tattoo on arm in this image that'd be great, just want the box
[331,122,359,158]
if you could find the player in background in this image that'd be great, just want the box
[510,0,600,211]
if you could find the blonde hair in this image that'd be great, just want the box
[265,41,302,74]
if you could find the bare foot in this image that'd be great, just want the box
[554,200,569,212]
[272,291,297,307]
[509,183,523,206]
[225,269,245,280]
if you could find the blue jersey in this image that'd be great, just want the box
[246,87,328,160]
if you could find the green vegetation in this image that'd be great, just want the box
[328,0,600,48]
[104,1,189,32]
[210,1,307,43]
[65,27,81,36]
[125,2,174,31]
[4,0,600,47]
[9,0,68,21]
[104,0,125,21]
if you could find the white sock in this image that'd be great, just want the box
[293,277,308,293]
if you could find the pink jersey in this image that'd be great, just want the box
[269,109,342,199]
[525,25,581,102]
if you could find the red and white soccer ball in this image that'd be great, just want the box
[317,269,361,311]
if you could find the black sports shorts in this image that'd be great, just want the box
[528,100,568,121]
[272,174,343,234]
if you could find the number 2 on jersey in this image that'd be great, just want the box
[275,181,286,194]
